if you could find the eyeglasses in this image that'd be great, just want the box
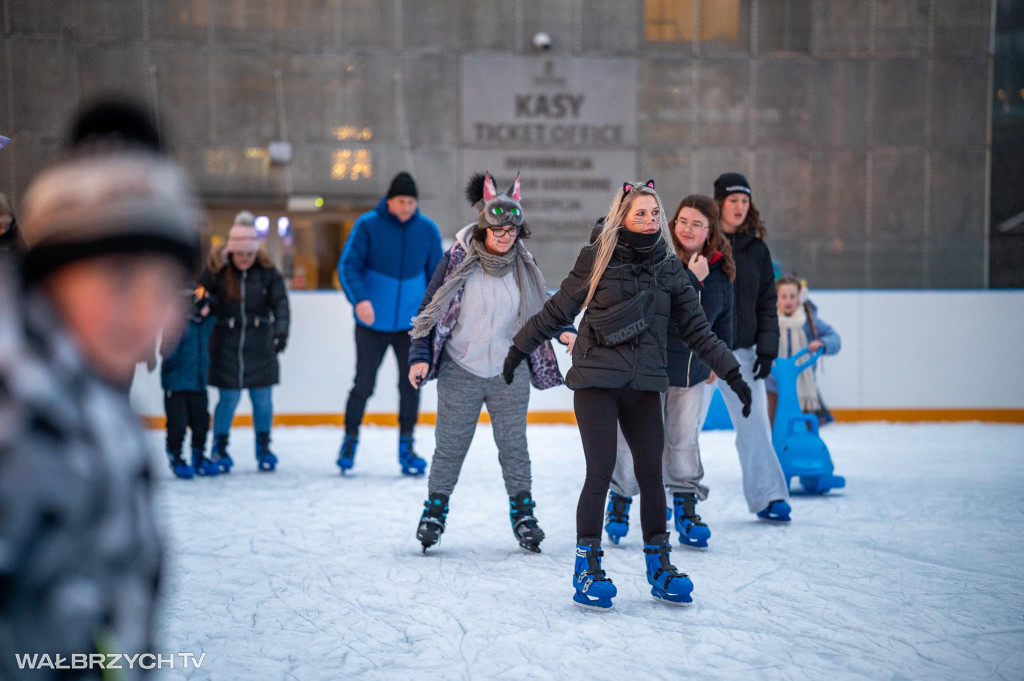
[487,225,520,238]
[675,219,708,233]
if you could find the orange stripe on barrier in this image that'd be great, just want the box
[140,408,1023,430]
[830,409,1024,423]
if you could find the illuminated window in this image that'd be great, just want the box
[331,149,373,181]
[645,0,740,43]
[205,148,270,177]
[332,126,373,141]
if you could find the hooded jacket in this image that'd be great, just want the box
[668,251,734,387]
[160,303,215,393]
[338,198,443,333]
[726,231,779,357]
[199,250,289,389]
[514,222,739,393]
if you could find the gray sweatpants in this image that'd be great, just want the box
[716,346,790,512]
[428,358,532,497]
[611,382,714,500]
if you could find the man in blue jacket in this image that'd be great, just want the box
[338,172,443,476]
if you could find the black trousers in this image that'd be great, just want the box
[345,325,420,437]
[165,390,210,456]
[573,387,666,542]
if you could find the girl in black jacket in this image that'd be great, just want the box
[505,181,752,610]
[606,194,735,551]
[713,172,792,522]
[200,212,290,473]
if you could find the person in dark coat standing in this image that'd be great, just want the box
[606,194,736,551]
[712,172,792,522]
[506,180,752,610]
[200,211,290,473]
[337,172,443,476]
[160,283,218,478]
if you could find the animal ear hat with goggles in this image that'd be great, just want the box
[465,171,524,234]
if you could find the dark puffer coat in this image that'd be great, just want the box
[514,223,739,393]
[726,231,779,357]
[668,251,734,387]
[199,251,290,389]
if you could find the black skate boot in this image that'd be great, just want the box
[416,493,449,554]
[509,491,545,553]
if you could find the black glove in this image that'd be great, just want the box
[503,346,528,385]
[724,367,752,418]
[752,353,774,380]
[274,335,287,354]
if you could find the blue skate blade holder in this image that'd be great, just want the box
[770,347,845,495]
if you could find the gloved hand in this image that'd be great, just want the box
[724,367,752,418]
[274,335,287,354]
[752,353,774,380]
[503,345,528,385]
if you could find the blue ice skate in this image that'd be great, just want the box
[212,433,233,473]
[191,446,220,477]
[757,499,792,523]
[573,537,617,610]
[643,532,693,606]
[604,492,631,546]
[399,435,426,476]
[336,434,357,474]
[770,347,846,495]
[167,452,194,479]
[417,493,449,553]
[509,492,545,553]
[255,432,277,472]
[673,493,710,550]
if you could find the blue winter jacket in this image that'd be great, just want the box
[161,313,215,393]
[338,199,443,332]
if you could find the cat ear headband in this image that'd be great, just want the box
[622,179,655,194]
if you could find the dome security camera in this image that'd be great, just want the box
[532,32,552,51]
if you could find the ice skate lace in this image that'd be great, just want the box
[643,545,689,583]
[676,497,706,526]
[577,548,610,583]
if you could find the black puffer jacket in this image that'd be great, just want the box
[668,252,734,387]
[727,231,779,357]
[200,252,290,389]
[514,224,739,392]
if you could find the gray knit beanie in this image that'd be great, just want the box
[19,151,201,283]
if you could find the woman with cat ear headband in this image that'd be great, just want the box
[505,179,752,610]
[408,171,574,555]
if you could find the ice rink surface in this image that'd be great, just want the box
[150,423,1024,681]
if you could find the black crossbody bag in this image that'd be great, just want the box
[587,289,653,346]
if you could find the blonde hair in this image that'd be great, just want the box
[582,183,671,307]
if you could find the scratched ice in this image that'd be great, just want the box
[149,423,1024,680]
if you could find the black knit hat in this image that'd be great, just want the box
[713,172,751,201]
[387,172,418,199]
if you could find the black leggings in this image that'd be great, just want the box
[573,387,666,542]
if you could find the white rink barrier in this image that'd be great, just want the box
[130,289,1024,424]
